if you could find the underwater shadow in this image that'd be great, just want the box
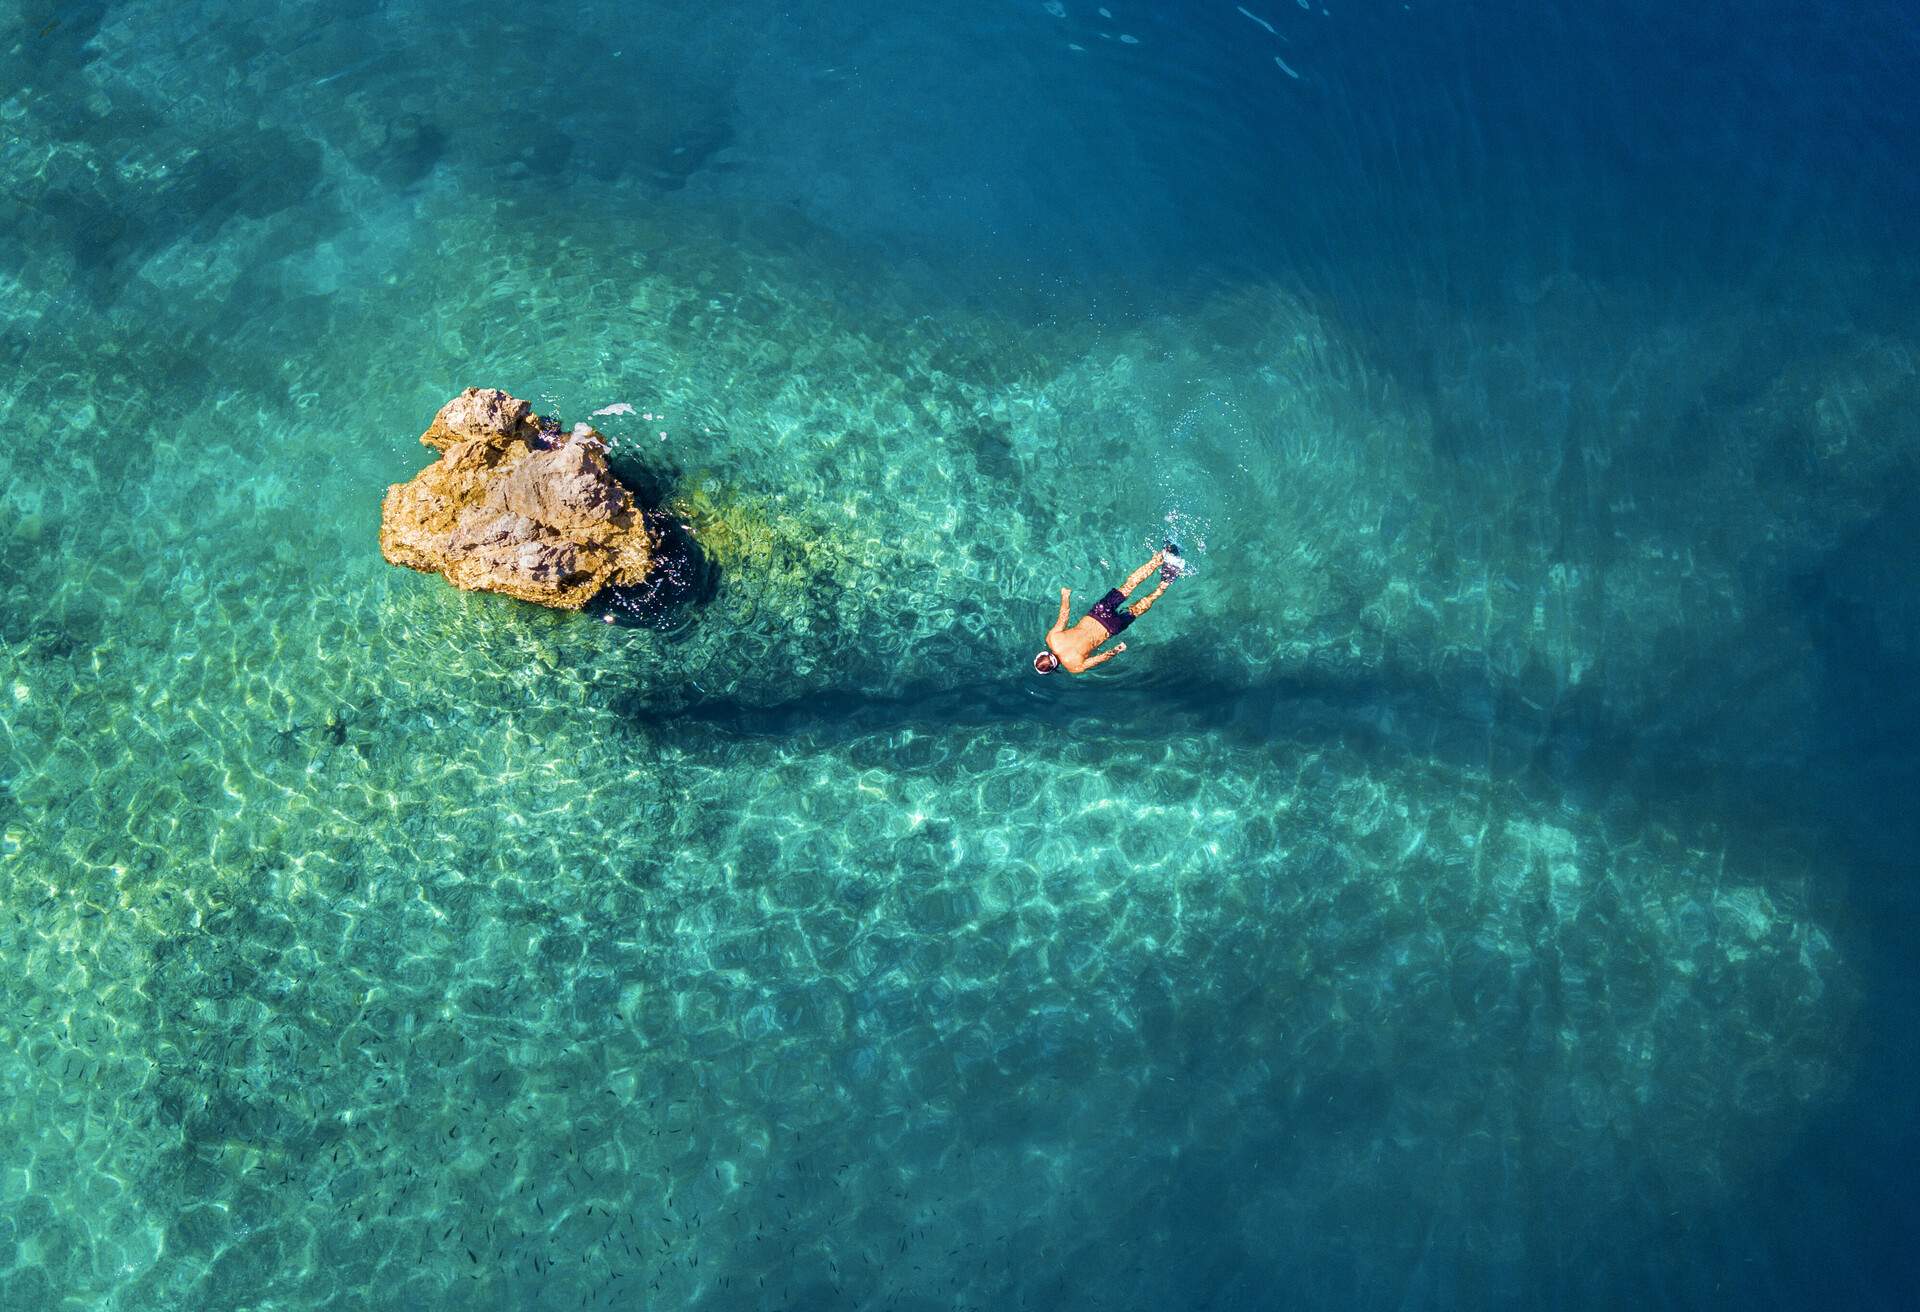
[660,655,1636,804]
[648,622,1880,858]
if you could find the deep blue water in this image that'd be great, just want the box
[3,2,1919,1308]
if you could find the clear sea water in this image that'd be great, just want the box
[3,2,1917,1308]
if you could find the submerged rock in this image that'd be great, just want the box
[379,388,657,609]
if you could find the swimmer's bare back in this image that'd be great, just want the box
[1032,548,1177,675]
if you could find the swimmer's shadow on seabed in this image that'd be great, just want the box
[657,621,1858,839]
[663,638,1622,783]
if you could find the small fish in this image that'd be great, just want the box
[1237,6,1279,36]
[313,53,382,87]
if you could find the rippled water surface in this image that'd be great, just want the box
[3,2,1917,1309]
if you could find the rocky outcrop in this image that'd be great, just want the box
[379,389,657,609]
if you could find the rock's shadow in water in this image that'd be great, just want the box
[586,514,714,632]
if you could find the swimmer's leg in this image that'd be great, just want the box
[1128,578,1170,620]
[1117,550,1165,597]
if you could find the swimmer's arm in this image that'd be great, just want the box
[1052,587,1072,632]
[1082,641,1126,669]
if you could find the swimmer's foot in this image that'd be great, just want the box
[1161,540,1186,582]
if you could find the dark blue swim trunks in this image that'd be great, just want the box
[1088,588,1134,636]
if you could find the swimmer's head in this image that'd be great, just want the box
[1033,651,1060,675]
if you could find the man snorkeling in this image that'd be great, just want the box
[1033,543,1185,675]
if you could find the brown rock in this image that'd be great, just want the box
[420,386,537,451]
[379,389,656,609]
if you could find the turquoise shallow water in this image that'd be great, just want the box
[4,2,1919,1309]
